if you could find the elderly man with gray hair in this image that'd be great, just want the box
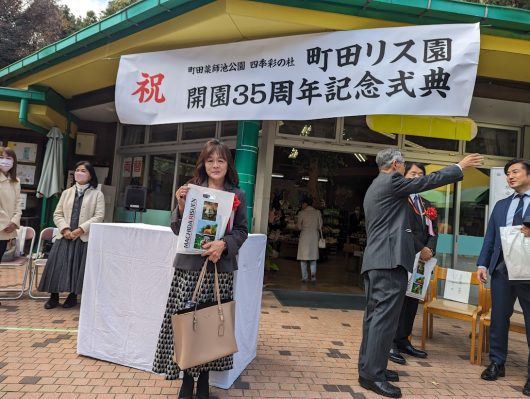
[357,148,483,398]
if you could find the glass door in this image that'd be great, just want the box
[419,164,456,269]
[453,167,490,272]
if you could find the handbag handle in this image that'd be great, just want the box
[190,259,226,336]
[191,259,209,303]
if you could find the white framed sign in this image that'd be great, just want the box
[116,23,480,125]
[7,141,38,163]
[17,164,36,185]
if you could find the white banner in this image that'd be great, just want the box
[116,23,480,125]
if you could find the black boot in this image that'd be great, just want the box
[196,371,209,399]
[178,372,194,399]
[44,293,59,309]
[62,293,78,308]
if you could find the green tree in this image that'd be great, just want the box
[59,5,79,36]
[101,0,140,18]
[461,0,530,10]
[0,0,25,67]
[22,0,64,56]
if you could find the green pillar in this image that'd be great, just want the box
[235,120,260,231]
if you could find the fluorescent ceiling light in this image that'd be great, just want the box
[272,173,284,178]
[301,176,328,182]
[354,153,366,162]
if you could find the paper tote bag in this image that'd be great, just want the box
[500,226,530,280]
[171,261,238,370]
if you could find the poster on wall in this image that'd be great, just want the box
[123,157,132,177]
[17,164,36,185]
[7,141,38,163]
[19,193,27,210]
[116,23,480,125]
[132,157,143,177]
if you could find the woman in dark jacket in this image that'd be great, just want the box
[152,139,248,399]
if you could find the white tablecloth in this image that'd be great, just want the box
[77,223,266,389]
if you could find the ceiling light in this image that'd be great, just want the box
[288,148,299,159]
[300,124,312,137]
[272,173,284,178]
[353,153,366,163]
[301,176,328,183]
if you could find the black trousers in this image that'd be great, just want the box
[490,262,530,374]
[358,267,408,381]
[393,296,419,348]
[0,240,8,262]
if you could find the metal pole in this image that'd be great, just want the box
[235,120,260,232]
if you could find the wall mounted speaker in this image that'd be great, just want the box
[124,185,147,211]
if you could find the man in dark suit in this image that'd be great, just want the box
[358,149,483,398]
[389,162,437,365]
[477,159,530,396]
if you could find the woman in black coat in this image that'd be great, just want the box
[152,139,248,399]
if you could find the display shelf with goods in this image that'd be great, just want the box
[322,208,341,255]
[267,204,299,260]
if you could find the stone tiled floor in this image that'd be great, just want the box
[0,289,529,398]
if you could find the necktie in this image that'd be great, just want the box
[414,195,423,213]
[513,194,526,226]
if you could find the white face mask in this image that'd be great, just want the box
[74,171,89,183]
[0,159,14,173]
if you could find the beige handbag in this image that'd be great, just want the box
[171,260,238,370]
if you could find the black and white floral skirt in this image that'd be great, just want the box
[152,267,234,379]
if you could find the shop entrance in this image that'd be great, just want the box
[265,146,378,294]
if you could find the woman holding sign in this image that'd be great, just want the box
[153,139,248,399]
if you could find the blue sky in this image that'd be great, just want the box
[58,0,108,17]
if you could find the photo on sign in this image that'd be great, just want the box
[194,233,215,250]
[411,275,425,295]
[197,220,218,236]
[202,201,218,221]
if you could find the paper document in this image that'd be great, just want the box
[443,269,472,304]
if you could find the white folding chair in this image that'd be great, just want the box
[0,226,35,300]
[28,227,58,299]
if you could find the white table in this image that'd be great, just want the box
[77,223,266,389]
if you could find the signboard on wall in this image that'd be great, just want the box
[7,141,38,163]
[132,157,143,178]
[116,23,480,124]
[123,157,132,178]
[17,164,36,185]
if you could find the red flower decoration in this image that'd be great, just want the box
[232,195,241,211]
[424,207,438,221]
